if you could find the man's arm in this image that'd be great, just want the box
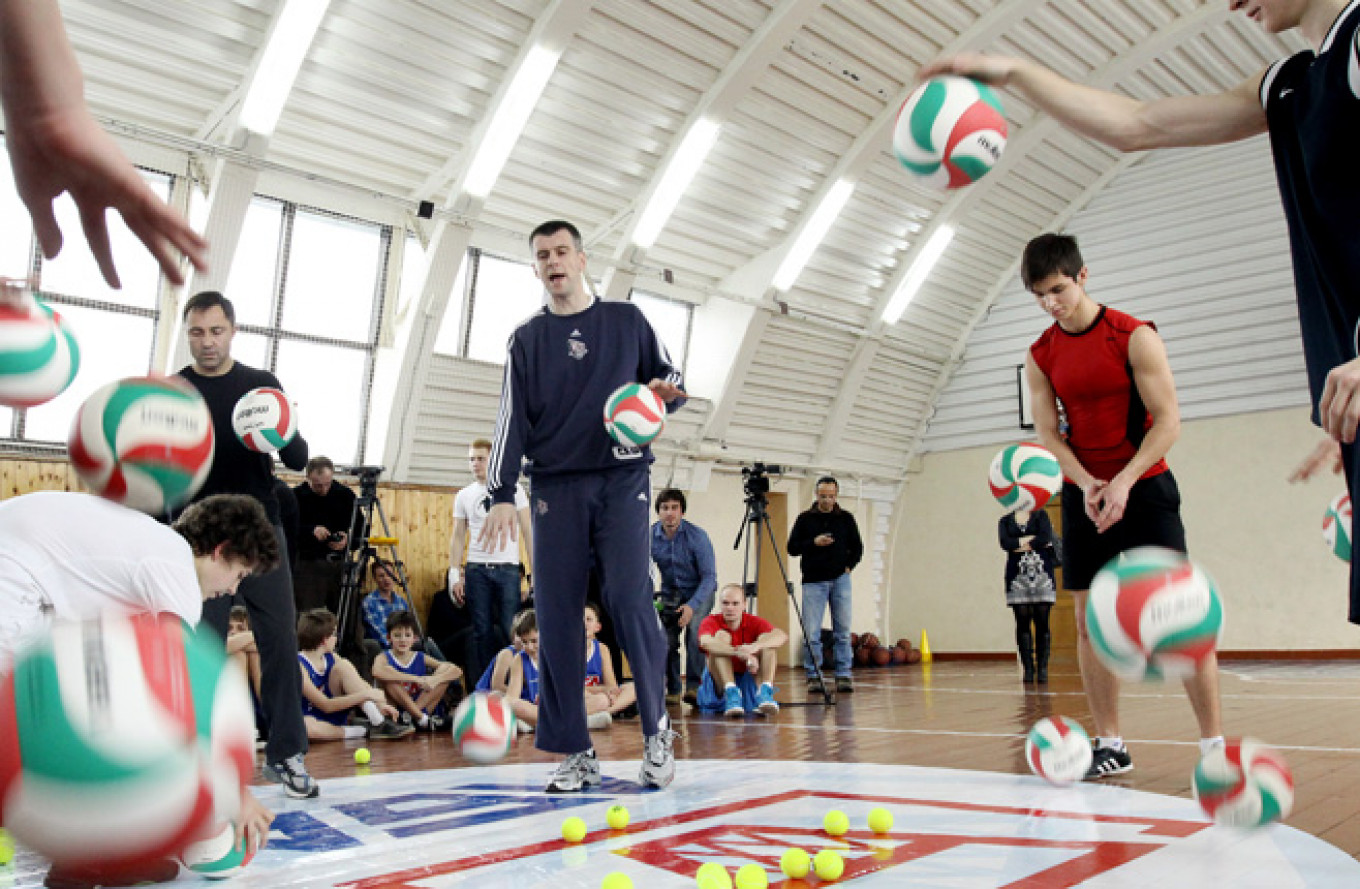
[786,512,811,556]
[918,54,1269,152]
[448,516,468,605]
[844,513,863,570]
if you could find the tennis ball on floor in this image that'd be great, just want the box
[0,829,14,865]
[695,861,732,888]
[734,863,768,889]
[607,804,630,830]
[562,816,588,843]
[696,876,725,889]
[780,847,810,878]
[354,747,371,765]
[867,807,893,833]
[814,849,845,881]
[602,872,633,889]
[823,809,849,836]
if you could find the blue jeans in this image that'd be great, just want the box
[665,590,714,695]
[801,574,853,677]
[466,562,522,685]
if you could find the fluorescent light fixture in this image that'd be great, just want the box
[632,118,721,249]
[238,0,331,136]
[772,178,855,292]
[464,44,559,199]
[881,225,955,324]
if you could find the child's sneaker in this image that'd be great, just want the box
[370,718,415,740]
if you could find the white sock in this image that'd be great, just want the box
[418,713,430,728]
[344,725,366,739]
[1097,736,1125,752]
[361,701,385,727]
[725,682,737,691]
[1199,736,1225,756]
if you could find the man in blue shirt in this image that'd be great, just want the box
[650,488,718,707]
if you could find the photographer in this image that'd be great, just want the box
[292,456,358,613]
[787,476,862,695]
[650,489,717,706]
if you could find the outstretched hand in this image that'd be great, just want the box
[916,52,1021,87]
[648,378,686,404]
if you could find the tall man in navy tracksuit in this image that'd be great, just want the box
[481,219,687,792]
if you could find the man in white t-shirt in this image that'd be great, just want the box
[449,438,533,684]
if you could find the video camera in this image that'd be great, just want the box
[741,462,782,498]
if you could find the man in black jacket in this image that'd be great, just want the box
[787,476,862,694]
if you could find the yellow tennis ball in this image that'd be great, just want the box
[602,872,633,889]
[734,863,768,889]
[695,861,732,889]
[354,747,371,765]
[867,807,893,833]
[823,809,849,836]
[814,849,844,881]
[696,876,725,889]
[562,816,588,843]
[607,804,630,830]
[780,847,810,878]
[0,829,13,865]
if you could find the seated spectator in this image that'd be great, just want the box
[696,584,787,718]
[372,611,463,732]
[500,610,542,730]
[362,559,414,650]
[226,604,263,702]
[584,602,636,730]
[474,608,533,695]
[296,608,411,741]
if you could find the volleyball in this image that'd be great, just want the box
[231,387,297,453]
[893,75,1008,189]
[0,612,255,870]
[67,376,215,514]
[1025,716,1093,785]
[1322,492,1351,562]
[451,691,516,764]
[988,442,1062,512]
[179,821,256,879]
[603,382,666,448]
[1193,738,1294,829]
[1086,547,1223,682]
[0,296,80,408]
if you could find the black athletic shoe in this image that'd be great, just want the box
[1085,745,1134,779]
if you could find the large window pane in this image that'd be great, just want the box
[273,340,367,463]
[466,254,542,363]
[632,291,690,371]
[0,407,13,437]
[281,210,382,342]
[223,198,283,328]
[21,307,154,442]
[430,244,469,357]
[38,172,171,309]
[0,144,33,279]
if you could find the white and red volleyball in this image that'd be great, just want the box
[231,387,297,453]
[893,75,1008,189]
[179,820,256,879]
[0,612,255,870]
[603,382,665,448]
[1193,738,1294,829]
[988,442,1062,512]
[1323,492,1351,563]
[68,376,214,514]
[1025,716,1093,785]
[451,691,516,764]
[0,294,80,408]
[1086,547,1224,682]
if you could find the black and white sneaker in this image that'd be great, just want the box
[1084,745,1133,779]
[370,718,415,740]
[265,754,321,799]
[546,751,601,793]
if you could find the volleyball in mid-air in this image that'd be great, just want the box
[0,295,80,408]
[604,382,665,448]
[0,612,255,870]
[988,442,1062,512]
[1087,547,1223,682]
[893,75,1008,189]
[231,387,297,453]
[67,375,215,514]
[1322,492,1351,562]
[451,691,516,764]
[1193,738,1294,829]
[1025,716,1093,785]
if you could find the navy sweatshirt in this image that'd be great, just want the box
[488,298,684,504]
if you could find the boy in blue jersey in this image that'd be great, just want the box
[923,0,1360,625]
[480,219,687,792]
[372,611,462,730]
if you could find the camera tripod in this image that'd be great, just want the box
[335,467,425,655]
[734,480,835,706]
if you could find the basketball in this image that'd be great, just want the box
[0,612,254,870]
[854,646,873,667]
[451,691,516,764]
[603,382,665,448]
[1323,492,1351,562]
[1193,738,1294,829]
[179,821,256,879]
[872,646,892,667]
[67,376,214,514]
[893,75,1007,189]
[231,387,297,453]
[1025,716,1093,785]
[0,296,80,408]
[895,638,913,651]
[862,633,880,649]
[905,648,922,664]
[1086,547,1224,682]
[988,442,1062,512]
[890,645,909,665]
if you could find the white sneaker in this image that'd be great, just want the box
[587,711,613,730]
[546,751,601,793]
[639,719,678,789]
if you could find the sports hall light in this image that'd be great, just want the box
[465,45,560,198]
[238,0,331,137]
[772,178,855,292]
[632,118,721,249]
[881,225,955,324]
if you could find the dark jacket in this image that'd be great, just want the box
[787,505,863,583]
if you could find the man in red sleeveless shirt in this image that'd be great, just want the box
[1023,233,1223,779]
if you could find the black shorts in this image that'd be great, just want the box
[1061,470,1187,591]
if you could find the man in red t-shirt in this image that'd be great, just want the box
[696,584,788,717]
[1024,233,1222,780]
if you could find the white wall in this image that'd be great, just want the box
[891,406,1357,653]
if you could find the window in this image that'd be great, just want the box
[0,147,32,278]
[223,198,284,328]
[632,290,691,371]
[281,211,382,342]
[465,252,543,363]
[420,238,469,357]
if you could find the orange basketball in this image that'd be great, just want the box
[872,647,892,667]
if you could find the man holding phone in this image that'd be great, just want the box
[787,476,862,694]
